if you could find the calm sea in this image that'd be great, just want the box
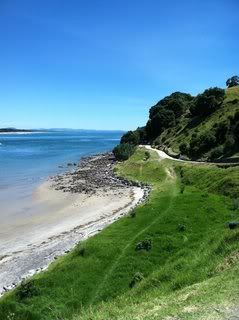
[0,130,122,223]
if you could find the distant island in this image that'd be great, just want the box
[0,128,34,133]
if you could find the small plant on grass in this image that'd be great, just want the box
[228,222,239,230]
[75,245,86,257]
[144,151,150,161]
[130,211,136,218]
[135,238,152,251]
[16,280,39,300]
[177,224,186,232]
[129,272,144,288]
[180,184,185,194]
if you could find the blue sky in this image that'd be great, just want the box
[0,0,238,130]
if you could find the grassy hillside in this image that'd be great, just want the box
[1,148,239,320]
[117,85,239,161]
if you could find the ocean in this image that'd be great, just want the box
[0,130,122,236]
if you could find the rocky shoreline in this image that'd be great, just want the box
[0,152,150,297]
[51,152,150,195]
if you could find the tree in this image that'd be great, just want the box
[149,92,193,119]
[190,87,225,117]
[150,109,175,139]
[113,143,135,161]
[120,130,140,145]
[226,76,239,88]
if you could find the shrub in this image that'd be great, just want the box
[180,184,185,194]
[224,135,235,152]
[113,143,135,161]
[177,224,186,232]
[130,211,136,218]
[129,272,144,288]
[189,131,217,157]
[179,142,188,155]
[16,280,39,300]
[75,246,86,257]
[135,238,152,251]
[208,145,224,160]
[215,121,229,141]
[144,151,150,160]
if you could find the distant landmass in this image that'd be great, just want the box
[0,128,34,133]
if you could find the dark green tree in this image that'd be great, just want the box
[226,76,239,88]
[113,143,135,161]
[149,92,193,119]
[150,109,175,139]
[190,87,225,117]
[120,130,140,145]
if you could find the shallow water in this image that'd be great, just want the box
[0,130,122,251]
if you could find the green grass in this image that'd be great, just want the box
[176,163,239,198]
[0,148,239,320]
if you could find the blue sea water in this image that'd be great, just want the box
[0,130,122,223]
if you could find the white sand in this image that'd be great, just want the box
[0,179,144,295]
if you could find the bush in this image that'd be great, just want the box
[135,238,152,251]
[180,184,185,194]
[215,121,229,141]
[224,135,235,152]
[177,224,186,232]
[16,280,39,300]
[113,143,135,161]
[144,151,150,160]
[129,272,144,288]
[130,211,136,218]
[189,131,217,158]
[179,142,188,155]
[208,145,224,160]
[75,246,86,257]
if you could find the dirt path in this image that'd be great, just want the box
[144,145,205,164]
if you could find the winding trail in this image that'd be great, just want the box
[143,145,239,165]
[144,145,205,164]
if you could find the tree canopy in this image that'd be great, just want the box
[190,87,225,117]
[226,75,239,88]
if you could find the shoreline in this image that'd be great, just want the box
[0,152,150,297]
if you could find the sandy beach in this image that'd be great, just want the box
[0,153,148,296]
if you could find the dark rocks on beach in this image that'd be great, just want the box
[51,152,147,195]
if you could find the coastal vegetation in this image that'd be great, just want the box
[0,147,238,319]
[117,78,239,161]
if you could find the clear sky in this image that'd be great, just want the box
[1,0,238,130]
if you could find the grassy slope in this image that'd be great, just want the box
[0,148,239,320]
[160,86,239,154]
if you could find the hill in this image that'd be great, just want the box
[0,148,238,319]
[117,84,239,162]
